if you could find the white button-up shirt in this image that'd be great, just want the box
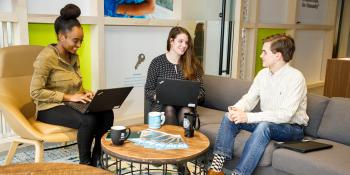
[233,64,309,126]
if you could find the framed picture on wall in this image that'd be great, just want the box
[104,0,179,19]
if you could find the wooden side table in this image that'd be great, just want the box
[101,124,210,174]
[0,162,113,175]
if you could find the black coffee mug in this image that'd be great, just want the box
[183,113,200,138]
[110,126,131,145]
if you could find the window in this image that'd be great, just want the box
[0,21,14,48]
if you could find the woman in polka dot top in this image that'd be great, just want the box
[145,26,205,126]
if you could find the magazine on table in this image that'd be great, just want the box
[129,129,188,150]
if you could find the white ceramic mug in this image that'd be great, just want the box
[148,111,165,129]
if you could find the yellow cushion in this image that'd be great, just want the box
[29,118,76,135]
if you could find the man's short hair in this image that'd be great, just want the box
[263,34,295,62]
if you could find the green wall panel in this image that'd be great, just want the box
[28,23,92,90]
[255,28,286,75]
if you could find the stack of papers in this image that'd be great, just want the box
[129,129,188,150]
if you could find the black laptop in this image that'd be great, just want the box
[64,87,133,114]
[156,78,200,108]
[275,140,333,153]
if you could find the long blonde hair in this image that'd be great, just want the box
[166,26,203,80]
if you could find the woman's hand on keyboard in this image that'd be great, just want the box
[85,92,94,99]
[64,93,92,103]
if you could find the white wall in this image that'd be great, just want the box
[104,26,171,119]
[293,30,326,83]
[27,0,92,16]
[0,0,12,12]
[181,0,222,21]
[259,0,289,23]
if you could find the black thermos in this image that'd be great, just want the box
[183,113,200,138]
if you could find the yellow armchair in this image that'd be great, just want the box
[0,45,77,165]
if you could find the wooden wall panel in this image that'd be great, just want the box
[324,58,350,97]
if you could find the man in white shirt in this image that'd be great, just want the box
[208,34,309,175]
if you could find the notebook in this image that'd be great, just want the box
[275,140,333,153]
[156,78,200,108]
[64,87,133,114]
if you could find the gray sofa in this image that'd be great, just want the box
[198,75,350,175]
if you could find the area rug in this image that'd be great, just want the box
[0,143,214,174]
[0,142,80,164]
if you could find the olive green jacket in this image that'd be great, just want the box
[30,44,84,112]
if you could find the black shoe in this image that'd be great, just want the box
[79,160,91,166]
[90,153,101,167]
[177,164,190,175]
[90,159,103,167]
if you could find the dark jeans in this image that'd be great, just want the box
[37,105,114,166]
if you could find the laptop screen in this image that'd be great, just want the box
[65,86,133,113]
[156,78,200,107]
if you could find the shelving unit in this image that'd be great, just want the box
[231,0,338,91]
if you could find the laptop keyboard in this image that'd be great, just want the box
[64,102,90,114]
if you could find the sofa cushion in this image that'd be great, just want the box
[304,94,329,137]
[197,106,225,125]
[318,97,350,145]
[233,130,276,167]
[201,75,252,111]
[272,139,350,175]
[200,123,276,167]
[200,123,220,147]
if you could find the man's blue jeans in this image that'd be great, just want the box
[213,113,304,175]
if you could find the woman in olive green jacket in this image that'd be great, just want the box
[30,4,113,166]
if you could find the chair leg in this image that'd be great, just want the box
[4,141,20,165]
[34,141,44,163]
[7,138,45,164]
[61,142,68,146]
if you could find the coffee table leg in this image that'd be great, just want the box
[115,159,119,174]
[119,160,122,175]
[195,160,198,174]
[147,164,150,174]
[130,162,133,174]
[162,164,167,175]
[139,163,142,175]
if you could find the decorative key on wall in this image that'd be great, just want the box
[135,53,146,70]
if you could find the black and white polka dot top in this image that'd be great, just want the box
[145,54,205,111]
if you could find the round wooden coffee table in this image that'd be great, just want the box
[101,124,210,174]
[0,162,113,175]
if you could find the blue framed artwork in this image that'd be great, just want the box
[104,0,175,19]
